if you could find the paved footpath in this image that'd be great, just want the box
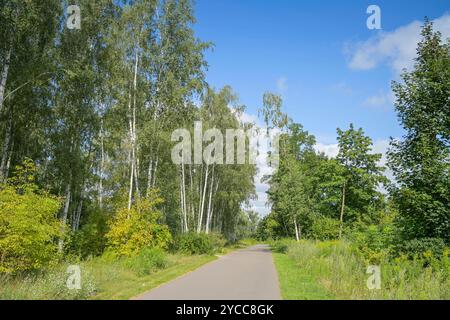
[135,244,281,300]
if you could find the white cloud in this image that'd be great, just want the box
[371,139,390,167]
[316,139,394,193]
[237,111,258,124]
[237,111,274,217]
[347,13,450,74]
[314,142,339,158]
[363,91,394,108]
[315,139,390,166]
[276,77,288,94]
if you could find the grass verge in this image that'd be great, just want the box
[271,239,449,300]
[93,254,216,300]
[272,252,333,300]
[0,253,216,300]
[0,238,260,300]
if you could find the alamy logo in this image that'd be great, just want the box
[366,265,381,290]
[171,121,279,169]
[366,5,381,30]
[67,5,81,30]
[66,265,81,290]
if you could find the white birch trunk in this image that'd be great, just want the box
[152,156,158,187]
[181,162,188,232]
[99,120,105,209]
[197,165,209,233]
[58,184,71,252]
[0,45,12,114]
[146,158,153,197]
[0,111,12,182]
[205,166,215,234]
[294,216,300,242]
[132,51,139,199]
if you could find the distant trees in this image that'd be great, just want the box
[336,124,387,236]
[388,20,450,242]
[260,20,449,249]
[265,120,385,241]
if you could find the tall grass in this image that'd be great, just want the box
[281,240,450,300]
[1,248,179,300]
[0,264,96,300]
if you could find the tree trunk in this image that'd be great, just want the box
[197,165,209,233]
[0,109,12,182]
[179,171,186,232]
[128,146,134,210]
[294,216,300,242]
[72,199,83,231]
[152,156,158,187]
[205,166,215,234]
[146,158,153,197]
[339,181,346,239]
[58,183,71,252]
[99,120,105,209]
[0,45,12,114]
[180,153,188,232]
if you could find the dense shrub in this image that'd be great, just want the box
[66,207,109,258]
[256,215,281,241]
[123,247,170,276]
[106,191,172,256]
[395,238,447,259]
[174,232,226,255]
[270,238,296,253]
[350,224,395,264]
[310,217,341,240]
[0,160,62,273]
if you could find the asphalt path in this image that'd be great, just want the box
[136,244,281,300]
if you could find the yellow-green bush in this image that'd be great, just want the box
[67,207,109,258]
[0,160,62,273]
[279,239,450,299]
[310,217,341,240]
[123,247,170,276]
[106,191,171,256]
[174,232,226,255]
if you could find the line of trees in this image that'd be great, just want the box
[258,21,449,251]
[0,0,257,271]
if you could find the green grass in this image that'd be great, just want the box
[0,239,260,300]
[91,254,216,300]
[0,253,216,300]
[271,240,450,300]
[273,252,333,300]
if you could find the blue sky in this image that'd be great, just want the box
[194,0,448,142]
[192,0,450,215]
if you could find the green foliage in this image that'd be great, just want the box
[274,240,450,299]
[269,238,296,253]
[123,247,170,276]
[0,265,96,300]
[0,160,62,273]
[336,124,387,223]
[235,210,260,240]
[351,224,396,264]
[106,191,172,257]
[310,217,341,241]
[388,21,450,242]
[174,232,226,255]
[66,207,110,258]
[256,214,281,241]
[395,238,447,260]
